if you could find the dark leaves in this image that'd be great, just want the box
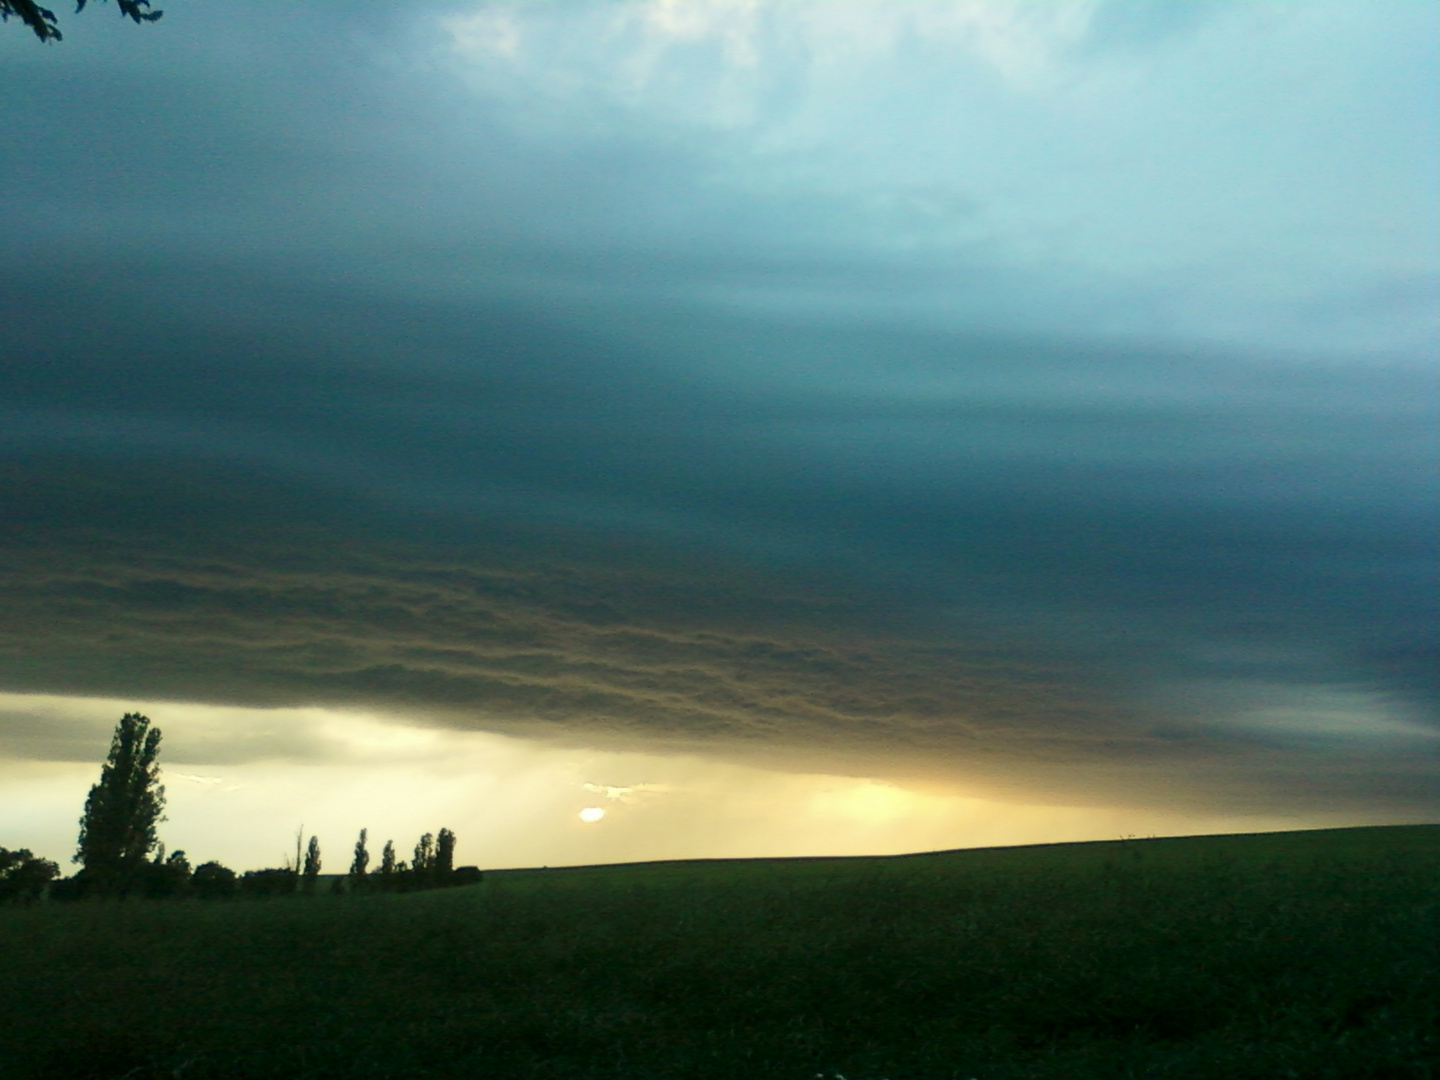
[2,0,162,43]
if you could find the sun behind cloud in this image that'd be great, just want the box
[578,807,607,823]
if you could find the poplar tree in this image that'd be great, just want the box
[436,828,456,878]
[349,828,370,881]
[75,712,166,893]
[413,832,436,878]
[302,835,321,893]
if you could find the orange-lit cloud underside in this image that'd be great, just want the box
[1,528,1433,821]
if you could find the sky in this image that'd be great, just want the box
[1,0,1435,872]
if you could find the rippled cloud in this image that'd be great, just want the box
[0,1,1434,838]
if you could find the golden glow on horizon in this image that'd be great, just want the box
[0,692,1362,873]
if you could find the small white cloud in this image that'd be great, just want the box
[583,781,632,800]
[173,772,224,786]
[584,781,674,803]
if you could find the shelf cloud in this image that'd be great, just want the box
[1,0,1435,845]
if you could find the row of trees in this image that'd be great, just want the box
[1,713,481,902]
[343,826,480,892]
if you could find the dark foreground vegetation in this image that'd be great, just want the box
[0,825,1435,1080]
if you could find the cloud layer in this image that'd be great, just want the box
[1,1,1435,827]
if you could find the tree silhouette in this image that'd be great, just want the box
[142,847,191,898]
[349,828,370,886]
[191,860,236,900]
[379,839,396,878]
[436,828,456,878]
[2,0,161,43]
[302,835,321,893]
[0,846,59,903]
[75,712,166,895]
[413,832,436,878]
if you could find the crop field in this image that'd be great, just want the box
[1,825,1435,1079]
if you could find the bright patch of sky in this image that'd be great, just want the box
[438,0,1436,356]
[0,693,1348,872]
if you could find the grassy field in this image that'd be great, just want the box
[1,825,1435,1079]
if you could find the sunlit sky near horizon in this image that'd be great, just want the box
[0,692,1380,872]
[1,1,1435,872]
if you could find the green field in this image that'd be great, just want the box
[2,825,1436,1079]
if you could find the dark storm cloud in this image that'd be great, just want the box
[1,2,1435,817]
[2,251,1434,813]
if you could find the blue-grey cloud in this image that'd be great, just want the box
[0,1,1435,818]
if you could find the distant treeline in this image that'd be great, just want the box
[0,713,483,903]
[36,832,484,902]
